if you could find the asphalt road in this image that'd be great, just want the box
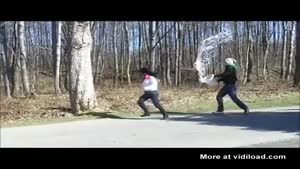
[1,106,299,148]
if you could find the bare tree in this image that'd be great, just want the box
[113,22,119,88]
[18,21,31,97]
[0,51,11,98]
[68,21,97,114]
[123,22,131,87]
[243,22,253,84]
[166,22,172,86]
[281,22,287,79]
[52,21,62,94]
[11,22,22,96]
[149,21,156,71]
[286,21,295,81]
[0,22,11,98]
[262,22,273,80]
[294,22,300,87]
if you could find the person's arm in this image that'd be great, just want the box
[215,66,231,82]
[142,75,157,91]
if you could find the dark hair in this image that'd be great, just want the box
[139,68,157,77]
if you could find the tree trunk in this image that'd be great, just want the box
[12,22,22,96]
[93,30,100,84]
[124,22,131,87]
[175,22,179,86]
[120,26,124,85]
[98,38,105,88]
[281,22,287,79]
[166,22,172,86]
[286,22,295,81]
[272,21,279,67]
[262,41,270,81]
[218,22,222,74]
[138,22,143,69]
[275,22,281,67]
[113,22,119,88]
[0,50,11,98]
[180,23,186,85]
[294,22,300,87]
[233,21,238,60]
[97,22,106,87]
[0,22,11,98]
[68,21,97,114]
[18,21,31,97]
[52,21,62,95]
[243,22,253,84]
[255,22,260,81]
[175,22,183,86]
[188,23,194,68]
[149,21,156,71]
[262,22,270,80]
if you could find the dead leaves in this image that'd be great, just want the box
[0,83,299,125]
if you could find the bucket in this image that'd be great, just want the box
[201,74,218,86]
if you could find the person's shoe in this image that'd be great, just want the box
[243,108,249,115]
[212,111,224,115]
[141,113,150,117]
[161,113,169,120]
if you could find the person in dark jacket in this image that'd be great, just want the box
[137,68,169,120]
[213,58,249,114]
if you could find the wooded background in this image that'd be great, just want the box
[1,21,300,99]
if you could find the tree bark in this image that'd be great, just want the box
[0,22,11,98]
[0,51,11,98]
[166,22,172,86]
[286,22,295,81]
[123,22,131,87]
[18,21,31,97]
[68,21,97,114]
[149,21,156,71]
[52,21,62,94]
[243,22,253,84]
[281,22,287,79]
[294,22,300,87]
[113,22,119,88]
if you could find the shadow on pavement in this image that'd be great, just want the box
[82,108,300,134]
[169,110,300,134]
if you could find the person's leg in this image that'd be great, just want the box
[216,86,228,112]
[137,93,151,116]
[227,85,249,113]
[150,91,168,119]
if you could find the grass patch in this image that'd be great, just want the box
[175,94,300,113]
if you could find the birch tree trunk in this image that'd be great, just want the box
[286,22,295,81]
[52,21,62,94]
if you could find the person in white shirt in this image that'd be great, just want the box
[137,68,169,120]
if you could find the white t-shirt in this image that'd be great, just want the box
[142,75,158,91]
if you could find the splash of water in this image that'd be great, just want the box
[194,29,233,83]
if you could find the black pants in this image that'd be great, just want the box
[216,84,248,112]
[137,91,166,115]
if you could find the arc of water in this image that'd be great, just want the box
[194,29,233,83]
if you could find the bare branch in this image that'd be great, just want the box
[152,22,176,50]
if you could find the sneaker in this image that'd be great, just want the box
[141,113,150,117]
[212,111,224,115]
[161,114,169,120]
[244,108,249,115]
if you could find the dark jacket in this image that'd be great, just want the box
[215,65,238,85]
